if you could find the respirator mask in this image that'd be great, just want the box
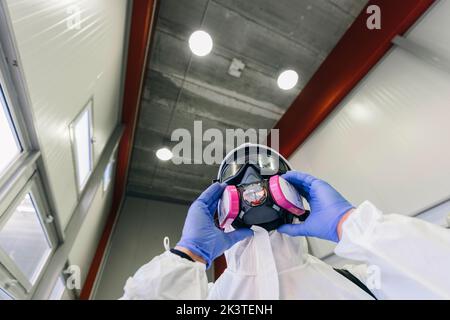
[216,144,308,231]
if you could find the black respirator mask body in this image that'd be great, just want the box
[216,145,308,232]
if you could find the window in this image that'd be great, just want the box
[0,194,52,285]
[70,101,93,191]
[0,85,22,176]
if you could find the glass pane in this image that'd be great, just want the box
[0,194,52,284]
[0,86,21,176]
[73,107,92,188]
[0,288,13,300]
[49,276,66,300]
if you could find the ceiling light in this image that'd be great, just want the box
[156,147,173,161]
[189,30,213,56]
[277,70,299,90]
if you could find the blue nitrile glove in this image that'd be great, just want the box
[177,182,253,269]
[277,171,354,243]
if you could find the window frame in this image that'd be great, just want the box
[0,266,23,299]
[0,173,59,296]
[0,31,62,299]
[0,5,75,300]
[69,99,94,194]
[0,57,30,189]
[0,84,22,167]
[0,173,59,295]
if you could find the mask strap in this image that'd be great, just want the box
[163,236,170,251]
[251,226,280,299]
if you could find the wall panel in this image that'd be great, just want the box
[68,176,114,291]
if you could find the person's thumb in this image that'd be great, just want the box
[277,222,310,237]
[225,228,253,248]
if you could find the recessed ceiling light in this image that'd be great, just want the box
[156,147,173,161]
[277,70,299,90]
[189,30,213,56]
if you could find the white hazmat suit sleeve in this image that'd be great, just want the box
[335,201,450,299]
[120,251,209,300]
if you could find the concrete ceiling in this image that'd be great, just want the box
[127,0,368,204]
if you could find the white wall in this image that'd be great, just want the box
[288,0,450,261]
[68,175,115,292]
[407,0,450,58]
[5,0,129,229]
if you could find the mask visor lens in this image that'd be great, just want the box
[221,162,243,181]
[220,147,288,181]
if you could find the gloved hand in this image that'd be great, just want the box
[176,183,253,269]
[277,171,354,242]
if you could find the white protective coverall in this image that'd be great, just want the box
[120,201,450,300]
